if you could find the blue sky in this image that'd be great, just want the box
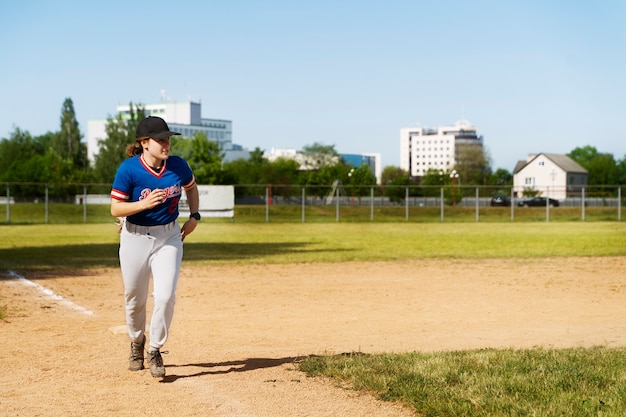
[1,0,625,171]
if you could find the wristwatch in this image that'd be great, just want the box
[189,212,201,221]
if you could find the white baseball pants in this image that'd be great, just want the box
[119,220,183,351]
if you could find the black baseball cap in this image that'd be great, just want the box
[136,116,181,140]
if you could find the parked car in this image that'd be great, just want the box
[517,197,560,207]
[490,194,511,206]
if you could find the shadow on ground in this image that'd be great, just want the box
[0,242,352,275]
[161,356,306,383]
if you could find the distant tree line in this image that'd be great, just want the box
[1,98,625,202]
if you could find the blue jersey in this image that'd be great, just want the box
[111,155,196,226]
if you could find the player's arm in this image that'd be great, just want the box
[185,184,200,215]
[181,184,200,241]
[110,189,167,217]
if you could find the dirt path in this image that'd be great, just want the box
[2,257,626,416]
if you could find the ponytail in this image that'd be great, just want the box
[126,137,149,157]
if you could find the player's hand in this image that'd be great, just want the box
[180,219,198,241]
[145,189,167,209]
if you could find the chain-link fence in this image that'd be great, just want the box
[1,182,623,223]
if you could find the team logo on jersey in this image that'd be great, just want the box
[139,185,182,201]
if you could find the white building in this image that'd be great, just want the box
[265,148,382,184]
[513,153,588,200]
[87,101,245,163]
[400,119,483,177]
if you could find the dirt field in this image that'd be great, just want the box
[1,257,626,417]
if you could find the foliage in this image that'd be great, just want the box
[174,131,225,184]
[568,145,619,186]
[522,186,541,197]
[489,168,513,187]
[4,97,626,205]
[348,164,377,197]
[92,103,145,183]
[0,99,91,200]
[51,98,88,170]
[455,142,492,185]
[300,142,339,170]
[380,166,411,203]
[0,128,41,181]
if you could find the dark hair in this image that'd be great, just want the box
[126,137,148,157]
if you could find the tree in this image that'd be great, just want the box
[568,146,599,168]
[455,143,492,186]
[380,166,411,203]
[615,156,626,186]
[0,128,40,180]
[248,147,265,164]
[420,168,463,204]
[489,168,513,187]
[347,164,376,197]
[587,153,617,186]
[300,142,339,170]
[179,131,224,184]
[92,103,145,183]
[264,158,301,197]
[51,98,87,170]
[568,146,618,187]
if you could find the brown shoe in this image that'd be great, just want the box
[148,349,166,378]
[129,336,145,371]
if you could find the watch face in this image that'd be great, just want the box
[190,212,201,220]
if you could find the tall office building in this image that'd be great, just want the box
[400,119,483,177]
[87,101,241,163]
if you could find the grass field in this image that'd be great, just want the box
[0,202,623,224]
[2,220,626,416]
[1,222,625,271]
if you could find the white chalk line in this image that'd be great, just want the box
[7,270,94,316]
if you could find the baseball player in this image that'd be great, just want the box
[110,116,201,378]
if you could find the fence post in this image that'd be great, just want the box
[83,186,88,223]
[475,187,479,222]
[405,188,409,221]
[5,183,10,223]
[440,187,444,222]
[336,185,339,222]
[301,187,305,223]
[545,186,550,222]
[510,188,514,222]
[619,187,622,221]
[581,187,585,222]
[370,187,374,221]
[265,187,269,223]
[45,184,49,224]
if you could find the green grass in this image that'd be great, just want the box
[300,348,626,417]
[1,222,625,271]
[0,203,623,224]
[2,219,626,415]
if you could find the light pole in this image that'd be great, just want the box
[450,170,459,206]
[549,168,557,199]
[348,168,355,206]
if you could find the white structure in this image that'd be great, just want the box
[87,101,244,163]
[513,153,587,201]
[179,185,234,219]
[265,148,382,184]
[400,119,483,177]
